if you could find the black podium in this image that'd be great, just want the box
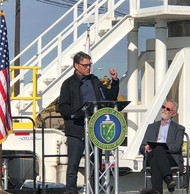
[75,101,130,194]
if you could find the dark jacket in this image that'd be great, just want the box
[139,120,185,173]
[59,71,119,139]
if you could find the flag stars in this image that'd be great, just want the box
[0,15,9,70]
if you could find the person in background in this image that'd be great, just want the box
[139,100,185,194]
[59,51,119,194]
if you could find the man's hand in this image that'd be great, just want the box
[145,144,152,153]
[109,68,118,80]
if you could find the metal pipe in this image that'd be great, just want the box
[3,159,8,190]
[85,114,90,194]
[93,104,99,194]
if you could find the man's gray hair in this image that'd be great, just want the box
[166,100,178,113]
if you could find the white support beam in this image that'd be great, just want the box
[127,24,139,145]
[155,19,167,93]
[178,48,190,134]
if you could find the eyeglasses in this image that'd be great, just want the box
[162,105,173,112]
[79,63,92,68]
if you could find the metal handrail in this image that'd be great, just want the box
[10,66,41,122]
[184,132,189,194]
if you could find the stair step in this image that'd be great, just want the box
[98,29,110,37]
[15,101,29,109]
[43,78,56,85]
[112,17,123,25]
[61,65,69,73]
[27,90,42,96]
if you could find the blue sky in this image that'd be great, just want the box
[4,1,67,58]
[3,1,155,79]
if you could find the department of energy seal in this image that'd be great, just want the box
[88,107,127,150]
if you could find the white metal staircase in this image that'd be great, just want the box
[10,0,134,118]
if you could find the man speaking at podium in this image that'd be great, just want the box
[139,100,185,194]
[59,51,119,194]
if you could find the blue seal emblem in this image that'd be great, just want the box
[88,107,126,150]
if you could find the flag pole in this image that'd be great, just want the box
[0,144,4,193]
[0,146,10,194]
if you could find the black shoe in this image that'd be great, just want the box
[164,175,176,192]
[168,187,175,192]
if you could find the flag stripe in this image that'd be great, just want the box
[0,71,7,104]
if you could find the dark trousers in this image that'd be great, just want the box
[66,136,85,194]
[146,146,177,194]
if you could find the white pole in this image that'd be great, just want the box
[127,23,139,145]
[155,19,167,93]
[129,0,137,15]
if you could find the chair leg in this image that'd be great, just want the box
[181,174,184,194]
[177,172,181,194]
[144,171,147,188]
[144,171,152,189]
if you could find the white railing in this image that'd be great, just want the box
[11,0,189,88]
[10,0,127,88]
[11,0,183,89]
[11,0,135,119]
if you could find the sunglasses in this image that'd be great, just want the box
[162,105,172,112]
[79,63,92,68]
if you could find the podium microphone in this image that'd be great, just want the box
[99,87,105,100]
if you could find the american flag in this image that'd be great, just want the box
[0,12,12,143]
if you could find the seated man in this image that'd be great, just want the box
[139,100,185,194]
